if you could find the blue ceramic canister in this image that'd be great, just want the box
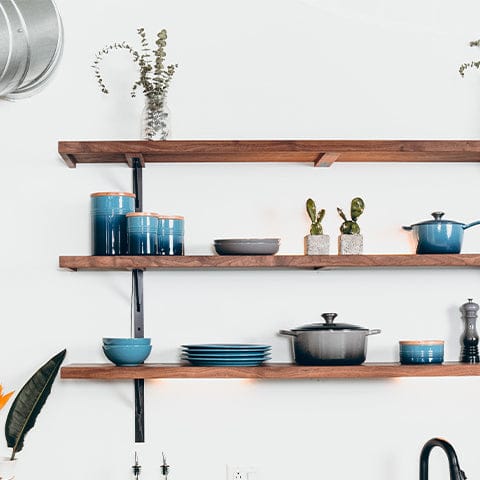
[91,192,136,255]
[399,340,444,364]
[127,213,159,255]
[155,215,185,255]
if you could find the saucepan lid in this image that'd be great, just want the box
[291,313,368,331]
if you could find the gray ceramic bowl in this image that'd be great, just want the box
[214,239,280,255]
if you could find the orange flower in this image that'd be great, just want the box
[0,385,14,410]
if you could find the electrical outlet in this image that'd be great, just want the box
[227,465,258,480]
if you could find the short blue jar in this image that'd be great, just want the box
[156,215,184,255]
[399,340,444,364]
[127,213,159,255]
[91,192,136,255]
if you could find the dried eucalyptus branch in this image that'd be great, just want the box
[92,42,140,94]
[459,39,480,77]
[92,28,177,98]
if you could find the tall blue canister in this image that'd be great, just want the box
[127,213,159,255]
[156,215,184,255]
[91,192,136,255]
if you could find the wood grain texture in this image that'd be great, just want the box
[58,140,480,167]
[58,254,480,271]
[61,362,480,379]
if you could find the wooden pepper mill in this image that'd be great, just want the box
[460,298,480,363]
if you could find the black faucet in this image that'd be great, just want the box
[420,438,467,480]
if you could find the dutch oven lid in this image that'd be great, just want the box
[409,211,463,227]
[292,313,368,331]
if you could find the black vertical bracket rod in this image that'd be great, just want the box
[131,157,145,443]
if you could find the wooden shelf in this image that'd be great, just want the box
[58,140,480,168]
[61,362,480,379]
[59,254,480,271]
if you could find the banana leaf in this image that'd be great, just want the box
[5,349,66,460]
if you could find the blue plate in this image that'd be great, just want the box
[183,350,270,356]
[183,355,271,361]
[183,351,271,358]
[182,344,271,350]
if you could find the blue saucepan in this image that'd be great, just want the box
[403,211,480,254]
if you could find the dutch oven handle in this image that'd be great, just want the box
[463,220,480,230]
[402,225,413,231]
[367,329,382,336]
[279,329,297,337]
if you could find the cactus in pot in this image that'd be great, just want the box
[337,197,365,254]
[304,198,330,255]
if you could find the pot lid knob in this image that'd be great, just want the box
[321,312,338,324]
[431,211,445,221]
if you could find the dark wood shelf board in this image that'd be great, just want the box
[58,140,480,168]
[61,362,480,380]
[59,254,480,271]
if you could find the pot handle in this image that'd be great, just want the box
[402,225,413,231]
[279,329,297,337]
[463,220,480,230]
[367,329,382,336]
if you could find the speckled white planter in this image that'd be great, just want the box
[338,234,363,255]
[304,234,330,255]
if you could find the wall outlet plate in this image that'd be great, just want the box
[227,465,258,480]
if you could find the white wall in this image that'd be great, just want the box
[1,0,480,479]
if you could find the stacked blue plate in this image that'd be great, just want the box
[182,344,272,366]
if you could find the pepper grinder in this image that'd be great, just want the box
[460,298,480,363]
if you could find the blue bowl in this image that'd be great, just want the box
[102,344,152,366]
[103,337,151,346]
[399,341,444,364]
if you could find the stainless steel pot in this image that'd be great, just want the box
[0,0,63,99]
[279,313,381,365]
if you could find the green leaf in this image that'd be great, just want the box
[306,199,316,223]
[351,197,364,221]
[350,222,360,234]
[337,207,347,222]
[317,209,325,223]
[340,220,354,234]
[5,349,66,460]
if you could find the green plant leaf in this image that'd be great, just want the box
[351,197,365,221]
[306,199,316,223]
[317,209,325,223]
[337,207,347,222]
[350,222,361,234]
[5,349,66,460]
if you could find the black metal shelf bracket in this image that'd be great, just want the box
[131,157,145,443]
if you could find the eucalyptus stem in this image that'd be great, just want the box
[459,39,480,77]
[92,28,177,98]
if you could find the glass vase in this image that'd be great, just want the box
[141,95,170,140]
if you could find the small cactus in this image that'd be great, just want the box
[337,197,364,234]
[306,198,325,235]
